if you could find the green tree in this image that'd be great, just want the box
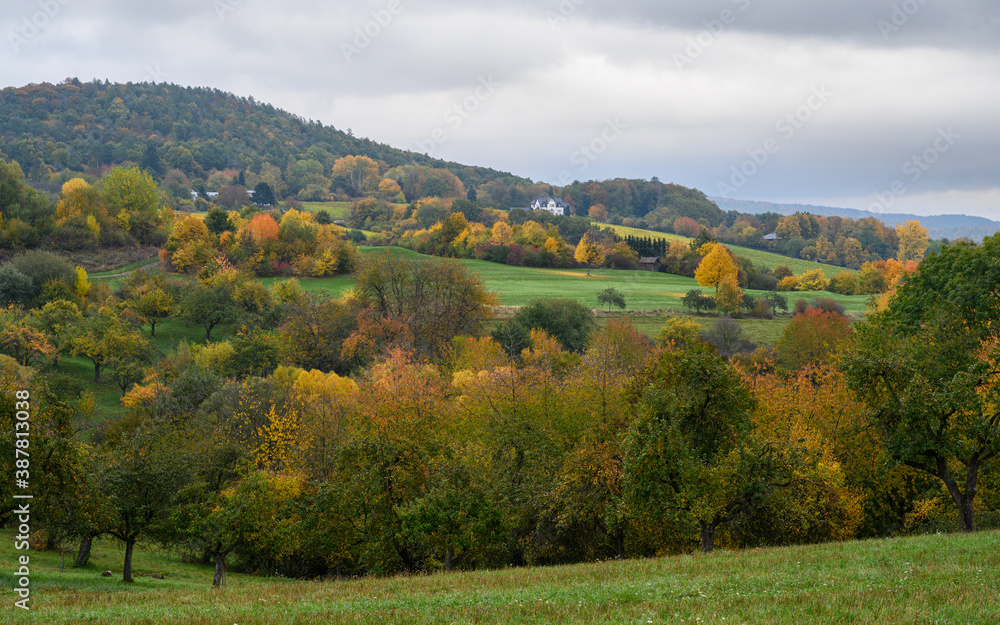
[493,297,595,355]
[597,287,627,312]
[843,236,1000,532]
[623,346,777,553]
[98,424,192,582]
[178,281,239,342]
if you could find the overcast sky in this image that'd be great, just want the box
[3,0,999,217]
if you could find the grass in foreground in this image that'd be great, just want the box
[2,529,997,624]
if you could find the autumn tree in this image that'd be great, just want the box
[694,243,737,292]
[100,166,162,243]
[350,253,497,360]
[70,308,149,383]
[896,219,929,262]
[331,155,379,195]
[775,308,852,370]
[574,233,605,276]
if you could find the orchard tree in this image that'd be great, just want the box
[98,424,192,582]
[597,287,626,312]
[843,236,1000,532]
[574,233,604,276]
[351,253,497,359]
[623,345,783,553]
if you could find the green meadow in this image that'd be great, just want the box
[284,246,871,315]
[608,224,850,279]
[2,528,997,624]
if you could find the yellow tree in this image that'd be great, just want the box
[290,369,359,480]
[694,243,737,291]
[715,274,743,316]
[574,233,605,276]
[896,220,929,262]
[331,155,379,194]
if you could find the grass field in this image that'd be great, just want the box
[293,246,873,316]
[296,201,353,219]
[3,528,998,624]
[607,224,851,279]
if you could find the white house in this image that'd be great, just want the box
[529,197,570,216]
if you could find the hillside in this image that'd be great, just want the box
[4,527,998,624]
[711,196,1000,241]
[0,79,527,191]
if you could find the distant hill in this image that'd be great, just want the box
[710,196,1000,241]
[0,79,528,190]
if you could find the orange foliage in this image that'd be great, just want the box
[245,214,279,242]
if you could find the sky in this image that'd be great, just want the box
[2,0,1000,218]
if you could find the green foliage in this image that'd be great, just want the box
[596,286,627,312]
[623,346,767,552]
[493,297,595,355]
[844,235,1000,531]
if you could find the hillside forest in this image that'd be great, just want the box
[1,81,998,588]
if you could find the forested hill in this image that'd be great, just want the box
[0,79,527,190]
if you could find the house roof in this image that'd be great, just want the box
[639,257,660,264]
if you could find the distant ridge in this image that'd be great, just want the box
[710,196,1000,241]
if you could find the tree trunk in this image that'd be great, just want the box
[445,546,454,572]
[700,521,716,554]
[937,456,978,532]
[75,536,93,568]
[94,362,101,383]
[150,320,157,338]
[213,553,226,588]
[123,538,135,583]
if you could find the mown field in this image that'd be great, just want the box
[2,528,997,624]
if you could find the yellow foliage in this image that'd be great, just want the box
[490,221,514,245]
[695,243,737,290]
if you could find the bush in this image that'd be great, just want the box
[493,297,595,354]
[700,317,756,358]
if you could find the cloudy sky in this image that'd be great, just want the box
[3,0,1000,217]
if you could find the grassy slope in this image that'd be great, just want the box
[3,528,998,624]
[608,224,851,279]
